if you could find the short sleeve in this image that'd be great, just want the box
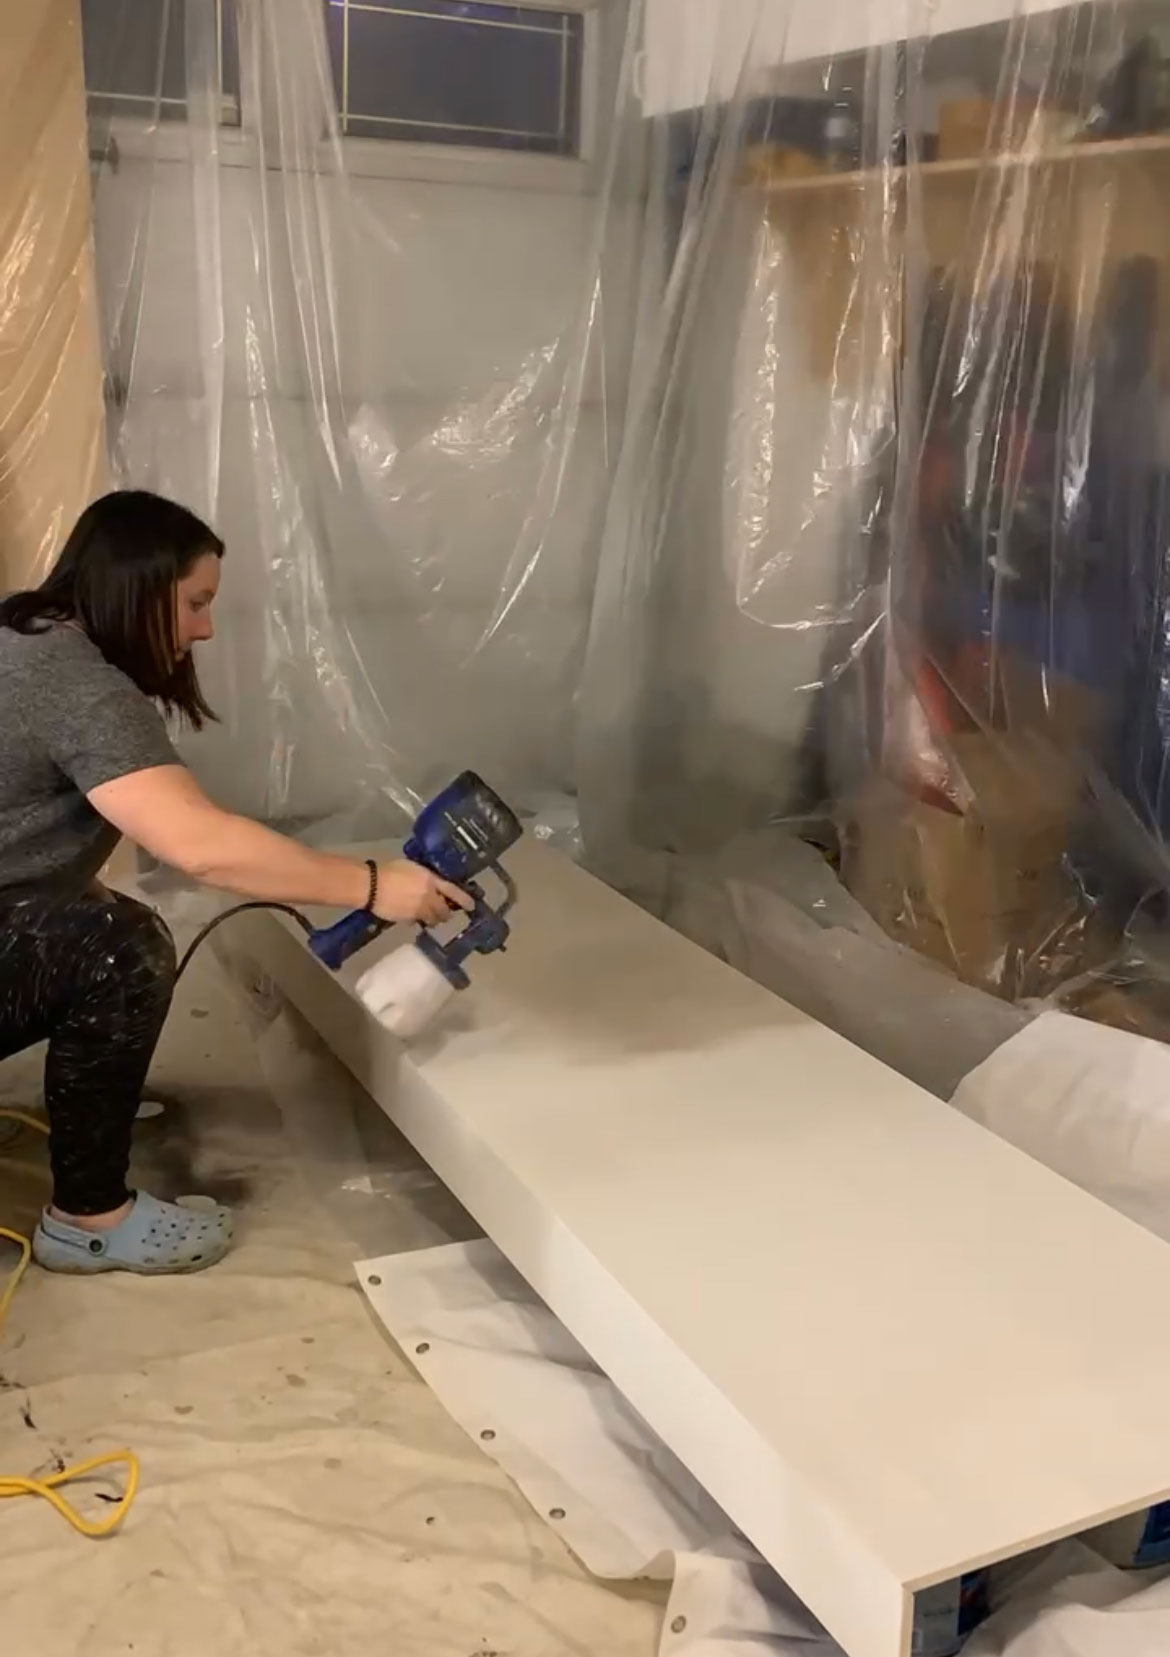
[25,657,180,794]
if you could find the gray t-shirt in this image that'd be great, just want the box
[0,624,179,898]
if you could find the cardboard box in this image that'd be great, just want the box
[842,735,1091,1000]
[983,654,1108,756]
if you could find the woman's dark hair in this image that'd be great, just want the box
[0,489,224,728]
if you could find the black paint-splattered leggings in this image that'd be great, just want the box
[0,891,176,1215]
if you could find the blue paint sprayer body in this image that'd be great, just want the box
[306,770,523,993]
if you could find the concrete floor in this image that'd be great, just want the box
[0,929,665,1657]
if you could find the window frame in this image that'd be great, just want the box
[81,0,241,130]
[328,0,604,192]
[84,0,606,197]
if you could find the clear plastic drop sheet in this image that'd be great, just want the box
[580,0,1170,1032]
[45,0,1170,1033]
[84,0,637,834]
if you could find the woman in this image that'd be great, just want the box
[0,490,469,1277]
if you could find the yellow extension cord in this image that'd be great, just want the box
[0,1106,140,1537]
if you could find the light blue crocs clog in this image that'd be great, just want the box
[32,1191,233,1276]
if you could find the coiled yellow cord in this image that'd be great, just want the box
[0,1107,140,1537]
[0,1221,30,1328]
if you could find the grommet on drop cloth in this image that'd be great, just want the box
[367,1274,382,1286]
[549,1507,566,1521]
[671,1617,688,1636]
[480,1429,496,1442]
[416,1342,430,1355]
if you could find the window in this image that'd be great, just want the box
[80,0,240,126]
[324,1,585,157]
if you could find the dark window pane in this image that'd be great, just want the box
[352,0,568,23]
[221,0,241,107]
[325,1,583,156]
[324,0,346,104]
[80,0,239,123]
[562,14,583,154]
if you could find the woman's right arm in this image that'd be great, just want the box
[88,765,469,927]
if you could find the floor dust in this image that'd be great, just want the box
[0,933,664,1657]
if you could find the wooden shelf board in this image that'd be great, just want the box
[755,132,1170,197]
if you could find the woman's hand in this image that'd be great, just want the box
[372,859,472,928]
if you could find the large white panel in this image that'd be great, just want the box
[242,838,1170,1657]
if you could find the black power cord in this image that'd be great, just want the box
[174,902,313,983]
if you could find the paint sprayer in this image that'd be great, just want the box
[306,771,523,1036]
[175,770,523,1040]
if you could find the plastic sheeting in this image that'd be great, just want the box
[19,0,1170,1025]
[579,0,1170,1028]
[82,0,637,834]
